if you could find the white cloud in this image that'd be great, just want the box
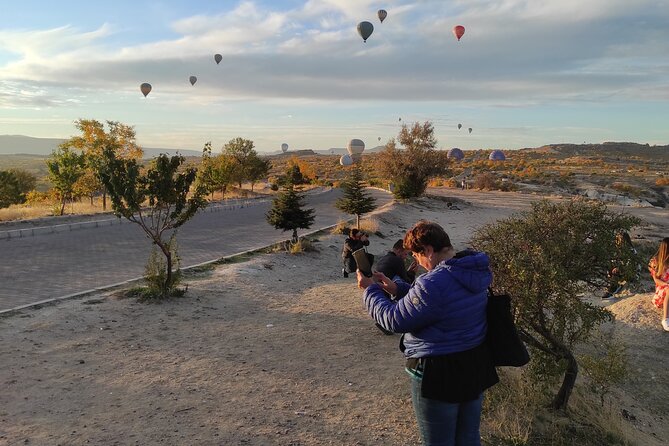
[0,0,667,109]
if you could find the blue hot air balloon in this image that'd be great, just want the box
[357,21,374,43]
[447,148,464,161]
[489,150,506,161]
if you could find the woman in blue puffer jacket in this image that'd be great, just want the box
[358,220,498,446]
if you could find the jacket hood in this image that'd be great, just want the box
[441,251,492,293]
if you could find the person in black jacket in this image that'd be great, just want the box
[374,239,418,286]
[341,228,370,278]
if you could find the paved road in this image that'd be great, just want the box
[0,188,392,311]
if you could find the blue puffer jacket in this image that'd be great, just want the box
[363,251,492,358]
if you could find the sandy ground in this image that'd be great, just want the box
[1,189,667,446]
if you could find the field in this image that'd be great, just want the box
[1,191,667,445]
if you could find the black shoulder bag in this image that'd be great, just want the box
[486,288,530,367]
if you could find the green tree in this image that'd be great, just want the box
[335,167,377,228]
[8,168,37,201]
[0,170,21,208]
[46,147,86,215]
[223,137,256,188]
[278,164,307,187]
[99,150,207,297]
[470,199,640,411]
[246,155,271,191]
[61,119,143,210]
[375,121,449,199]
[266,183,315,244]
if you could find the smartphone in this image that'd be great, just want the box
[353,248,373,277]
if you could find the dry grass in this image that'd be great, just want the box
[0,200,110,222]
[358,217,379,234]
[289,237,318,254]
[481,369,642,446]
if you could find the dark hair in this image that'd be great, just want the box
[392,239,404,251]
[350,228,361,238]
[403,220,452,254]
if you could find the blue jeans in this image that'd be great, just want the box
[411,377,483,446]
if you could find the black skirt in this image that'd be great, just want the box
[419,342,499,403]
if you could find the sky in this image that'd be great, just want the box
[0,0,668,153]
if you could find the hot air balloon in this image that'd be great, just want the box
[468,127,473,134]
[378,9,387,23]
[347,139,365,157]
[340,154,353,166]
[447,148,464,161]
[189,76,197,86]
[453,25,465,41]
[214,54,222,64]
[378,136,381,142]
[357,21,374,43]
[458,123,462,130]
[489,150,506,161]
[281,143,289,153]
[399,117,402,122]
[140,83,152,97]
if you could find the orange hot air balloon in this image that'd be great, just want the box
[453,25,465,41]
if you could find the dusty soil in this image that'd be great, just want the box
[1,189,667,445]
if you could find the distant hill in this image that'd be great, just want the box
[521,142,669,161]
[0,135,201,157]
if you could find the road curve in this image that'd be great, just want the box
[0,188,392,311]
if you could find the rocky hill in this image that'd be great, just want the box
[522,142,669,161]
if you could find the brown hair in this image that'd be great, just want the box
[653,237,669,277]
[392,239,405,251]
[403,220,452,254]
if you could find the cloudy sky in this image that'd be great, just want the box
[1,0,668,152]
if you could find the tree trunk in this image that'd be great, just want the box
[292,228,298,244]
[551,351,578,411]
[251,182,255,192]
[356,214,360,229]
[164,250,173,297]
[60,197,66,216]
[90,195,94,206]
[102,190,107,211]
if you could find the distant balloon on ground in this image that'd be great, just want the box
[468,127,473,134]
[281,143,289,153]
[357,21,374,42]
[189,76,197,86]
[340,154,353,166]
[347,139,365,156]
[453,25,465,41]
[447,148,464,161]
[378,9,387,23]
[458,123,462,130]
[140,83,152,97]
[214,54,222,64]
[489,150,506,161]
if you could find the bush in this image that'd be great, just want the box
[473,173,498,190]
[289,237,318,254]
[143,236,184,298]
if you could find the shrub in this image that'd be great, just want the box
[289,237,318,254]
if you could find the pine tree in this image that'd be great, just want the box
[266,183,315,244]
[335,167,377,228]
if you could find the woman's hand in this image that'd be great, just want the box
[357,271,375,289]
[372,272,398,296]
